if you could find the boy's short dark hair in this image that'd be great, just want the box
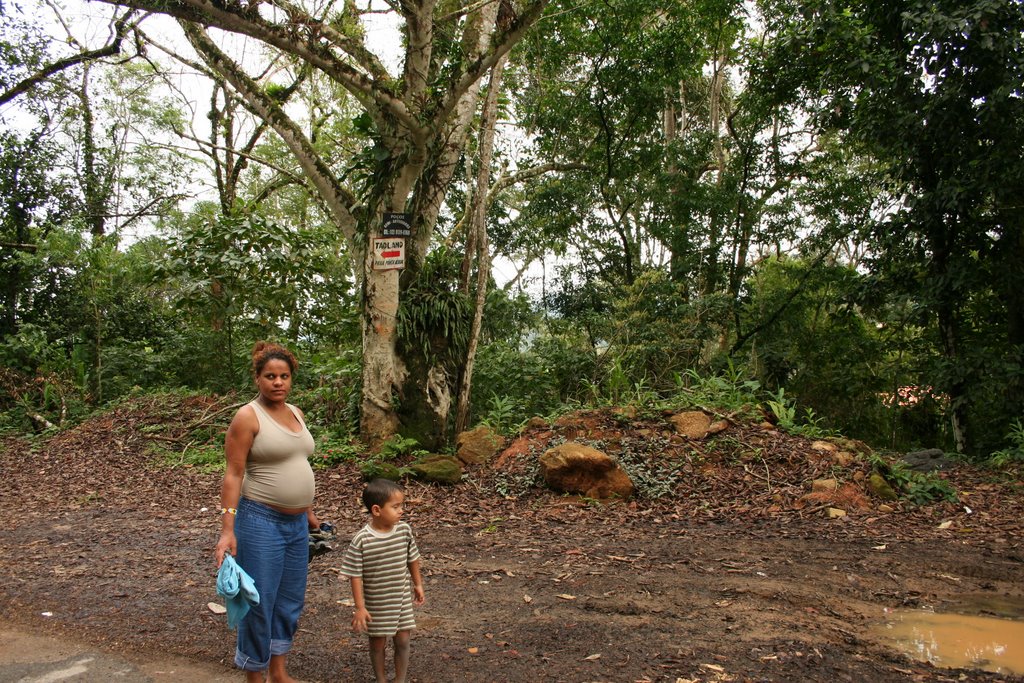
[362,478,404,512]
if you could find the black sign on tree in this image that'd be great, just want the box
[382,212,412,237]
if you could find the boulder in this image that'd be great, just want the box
[455,426,504,466]
[670,411,712,439]
[409,455,463,485]
[868,472,899,501]
[707,420,730,436]
[539,442,634,500]
[902,448,952,472]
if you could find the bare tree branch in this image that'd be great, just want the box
[436,0,549,125]
[0,10,139,107]
[180,21,360,243]
[92,0,427,139]
[488,162,589,201]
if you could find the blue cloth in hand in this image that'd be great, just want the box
[216,554,260,629]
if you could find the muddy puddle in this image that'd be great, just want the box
[873,597,1024,675]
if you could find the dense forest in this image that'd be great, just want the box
[1,0,1021,461]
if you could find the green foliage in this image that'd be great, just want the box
[0,130,79,341]
[672,364,762,416]
[310,434,363,470]
[988,420,1024,467]
[292,349,362,436]
[155,205,355,391]
[360,460,405,482]
[614,435,683,499]
[482,289,537,346]
[378,434,426,460]
[397,247,472,370]
[471,336,589,427]
[0,9,53,99]
[353,434,423,481]
[606,271,732,393]
[871,455,958,506]
[580,356,661,413]
[0,365,86,434]
[742,257,896,444]
[492,445,544,498]
[479,518,504,534]
[173,444,225,474]
[757,0,1024,455]
[764,388,832,438]
[479,394,523,436]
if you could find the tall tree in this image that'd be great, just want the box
[509,0,831,370]
[758,0,1024,454]
[89,0,550,446]
[0,129,77,337]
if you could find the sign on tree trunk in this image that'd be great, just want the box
[372,237,406,271]
[382,212,412,237]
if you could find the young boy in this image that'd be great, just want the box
[340,479,425,683]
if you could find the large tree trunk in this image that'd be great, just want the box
[361,263,406,446]
[385,1,504,448]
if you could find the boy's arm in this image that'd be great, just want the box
[409,559,425,605]
[349,576,372,632]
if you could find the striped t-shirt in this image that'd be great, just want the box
[340,521,421,636]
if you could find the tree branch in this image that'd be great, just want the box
[180,21,360,244]
[92,0,427,139]
[435,0,548,126]
[0,10,138,107]
[488,162,589,201]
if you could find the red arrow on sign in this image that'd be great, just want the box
[381,250,401,258]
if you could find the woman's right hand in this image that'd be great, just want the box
[215,531,236,568]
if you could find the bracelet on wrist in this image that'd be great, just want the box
[221,507,237,515]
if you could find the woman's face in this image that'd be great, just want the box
[256,358,293,403]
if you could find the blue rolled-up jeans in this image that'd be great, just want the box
[233,497,309,672]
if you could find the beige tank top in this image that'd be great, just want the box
[240,400,316,509]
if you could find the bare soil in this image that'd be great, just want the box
[1,394,1022,683]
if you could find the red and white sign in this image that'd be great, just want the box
[372,237,406,271]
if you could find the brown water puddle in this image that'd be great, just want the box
[873,608,1024,674]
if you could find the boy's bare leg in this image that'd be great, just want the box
[393,630,411,683]
[368,635,389,683]
[245,670,265,683]
[266,654,297,683]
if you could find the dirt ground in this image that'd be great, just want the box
[1,394,1022,683]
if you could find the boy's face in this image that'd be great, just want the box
[372,490,405,529]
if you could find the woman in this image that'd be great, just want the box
[215,341,320,683]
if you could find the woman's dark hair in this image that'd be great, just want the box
[251,341,298,376]
[362,478,404,512]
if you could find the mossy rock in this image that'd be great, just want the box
[409,455,463,485]
[868,471,899,501]
[360,461,402,482]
